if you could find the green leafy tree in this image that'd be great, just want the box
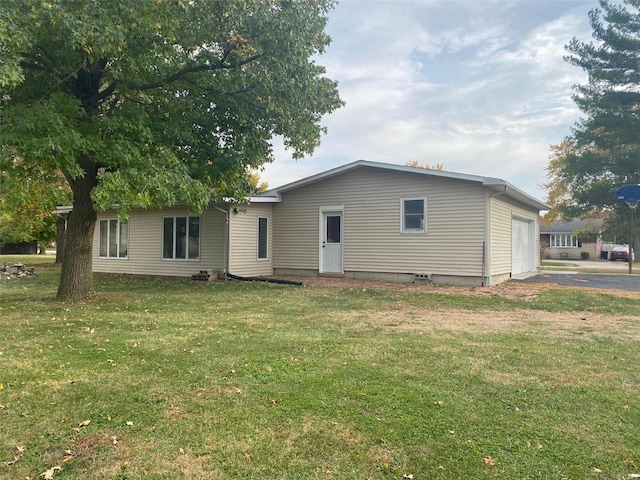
[549,0,640,250]
[542,139,607,222]
[0,158,71,250]
[0,0,343,300]
[248,169,269,194]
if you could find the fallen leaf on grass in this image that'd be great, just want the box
[4,445,25,466]
[593,467,603,473]
[628,474,640,479]
[483,457,496,466]
[77,420,91,427]
[126,421,134,426]
[40,465,62,479]
[526,440,543,450]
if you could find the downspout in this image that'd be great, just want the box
[213,206,229,282]
[484,185,509,286]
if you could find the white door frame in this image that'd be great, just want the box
[319,205,344,274]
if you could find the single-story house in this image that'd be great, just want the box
[539,219,603,260]
[87,160,548,286]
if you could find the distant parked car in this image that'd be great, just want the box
[610,246,634,262]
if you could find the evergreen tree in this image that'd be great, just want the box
[546,0,640,249]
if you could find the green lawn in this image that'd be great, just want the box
[1,256,639,479]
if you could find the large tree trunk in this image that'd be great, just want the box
[56,156,99,301]
[55,215,67,265]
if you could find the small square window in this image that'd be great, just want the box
[401,198,426,233]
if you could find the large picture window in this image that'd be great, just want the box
[550,234,581,248]
[401,198,427,233]
[257,217,268,260]
[163,216,200,260]
[99,219,128,258]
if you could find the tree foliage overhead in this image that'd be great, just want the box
[1,0,342,213]
[0,0,343,300]
[545,0,640,243]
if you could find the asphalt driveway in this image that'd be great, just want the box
[516,272,640,291]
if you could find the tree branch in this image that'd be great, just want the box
[95,81,118,103]
[125,53,263,91]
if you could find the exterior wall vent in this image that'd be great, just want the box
[413,273,432,283]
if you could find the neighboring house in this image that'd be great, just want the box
[539,219,603,260]
[89,160,548,286]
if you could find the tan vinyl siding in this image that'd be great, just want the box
[228,203,273,276]
[489,195,540,276]
[489,197,512,275]
[273,167,487,277]
[93,206,226,277]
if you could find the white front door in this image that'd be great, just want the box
[321,211,343,273]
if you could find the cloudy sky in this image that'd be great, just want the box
[260,0,600,202]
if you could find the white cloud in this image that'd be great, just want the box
[260,0,598,202]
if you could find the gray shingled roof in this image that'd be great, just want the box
[540,219,603,234]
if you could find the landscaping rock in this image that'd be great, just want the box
[0,263,38,280]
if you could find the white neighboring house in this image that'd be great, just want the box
[73,160,548,286]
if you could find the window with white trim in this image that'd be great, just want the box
[99,219,128,258]
[163,216,200,260]
[401,198,427,233]
[550,234,581,248]
[257,217,268,260]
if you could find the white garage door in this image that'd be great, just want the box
[512,218,533,275]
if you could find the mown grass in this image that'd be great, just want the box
[1,256,639,479]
